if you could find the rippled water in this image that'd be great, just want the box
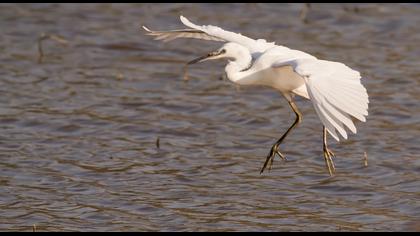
[0,3,419,231]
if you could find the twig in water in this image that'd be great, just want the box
[300,3,311,24]
[363,152,368,167]
[182,63,190,82]
[32,224,37,232]
[343,5,360,13]
[37,33,69,63]
[116,71,124,80]
[156,137,160,149]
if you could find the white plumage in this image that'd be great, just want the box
[278,58,369,141]
[143,16,369,175]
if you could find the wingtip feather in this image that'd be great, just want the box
[180,15,200,30]
[180,15,188,25]
[142,25,152,32]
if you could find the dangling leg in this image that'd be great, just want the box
[323,126,336,176]
[260,101,302,174]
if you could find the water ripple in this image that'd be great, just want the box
[0,3,419,232]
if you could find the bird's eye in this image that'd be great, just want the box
[220,49,226,54]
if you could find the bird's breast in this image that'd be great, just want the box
[261,65,306,92]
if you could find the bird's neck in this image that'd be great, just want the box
[225,52,254,85]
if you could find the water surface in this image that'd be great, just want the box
[0,3,419,231]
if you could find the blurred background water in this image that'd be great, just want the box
[0,3,419,231]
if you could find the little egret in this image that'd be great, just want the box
[142,16,369,176]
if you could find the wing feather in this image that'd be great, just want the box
[142,16,276,54]
[142,26,226,42]
[309,80,348,139]
[306,84,340,140]
[288,58,369,141]
[312,77,368,120]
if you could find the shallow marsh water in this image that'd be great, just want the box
[0,3,420,231]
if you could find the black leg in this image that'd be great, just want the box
[260,101,302,174]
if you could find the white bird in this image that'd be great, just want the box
[142,16,369,176]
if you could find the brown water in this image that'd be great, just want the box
[0,3,419,232]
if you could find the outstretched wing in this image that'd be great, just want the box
[276,58,369,141]
[142,15,276,54]
[142,26,226,42]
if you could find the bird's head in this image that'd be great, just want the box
[187,42,248,65]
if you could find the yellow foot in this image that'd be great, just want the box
[323,147,336,176]
[260,144,286,174]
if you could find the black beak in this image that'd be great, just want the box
[187,51,222,65]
